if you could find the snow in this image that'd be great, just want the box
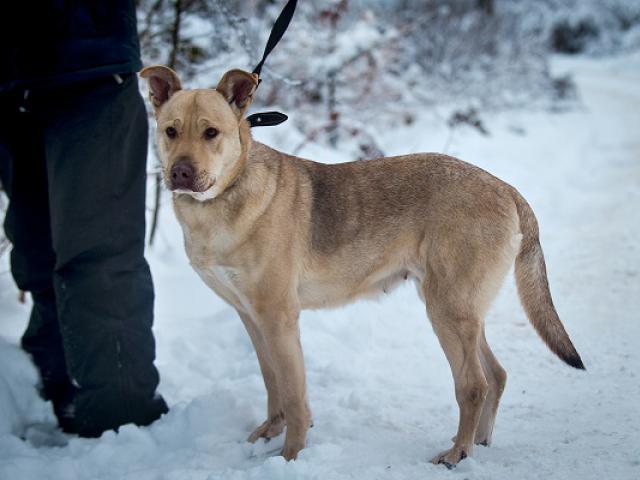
[1,52,640,479]
[311,18,387,73]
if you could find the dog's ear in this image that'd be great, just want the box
[216,69,259,118]
[140,65,182,111]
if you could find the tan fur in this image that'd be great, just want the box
[140,66,584,467]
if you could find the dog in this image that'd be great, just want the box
[140,65,584,468]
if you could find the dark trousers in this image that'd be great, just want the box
[0,74,167,436]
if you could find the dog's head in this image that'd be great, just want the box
[140,66,259,201]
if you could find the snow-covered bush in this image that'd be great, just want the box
[540,0,640,55]
[393,1,561,111]
[551,19,600,54]
[135,0,639,151]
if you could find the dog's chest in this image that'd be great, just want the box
[180,230,247,311]
[191,254,248,311]
[201,264,241,299]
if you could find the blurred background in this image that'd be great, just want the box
[136,0,639,141]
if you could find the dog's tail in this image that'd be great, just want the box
[513,193,585,369]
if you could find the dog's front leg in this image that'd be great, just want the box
[255,306,310,461]
[237,310,286,442]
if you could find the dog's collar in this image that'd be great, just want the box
[247,111,288,128]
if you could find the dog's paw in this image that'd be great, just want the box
[281,439,305,461]
[431,445,469,469]
[248,413,285,443]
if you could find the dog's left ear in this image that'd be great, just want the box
[216,69,259,118]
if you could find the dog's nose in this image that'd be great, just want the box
[170,159,195,190]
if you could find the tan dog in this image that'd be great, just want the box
[140,66,584,468]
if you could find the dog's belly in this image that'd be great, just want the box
[297,263,420,310]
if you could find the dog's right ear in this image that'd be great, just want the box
[140,66,182,111]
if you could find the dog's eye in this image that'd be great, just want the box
[166,126,177,139]
[204,127,218,140]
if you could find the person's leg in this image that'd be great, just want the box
[38,74,167,437]
[0,93,74,416]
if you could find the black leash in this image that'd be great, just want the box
[247,0,297,129]
[252,0,298,79]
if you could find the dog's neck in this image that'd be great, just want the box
[212,117,254,200]
[226,117,253,193]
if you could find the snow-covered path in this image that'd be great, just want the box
[1,53,639,480]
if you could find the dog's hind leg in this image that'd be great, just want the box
[424,288,488,468]
[238,311,286,443]
[449,330,506,447]
[475,330,507,446]
[423,217,517,467]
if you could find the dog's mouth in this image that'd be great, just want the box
[172,179,215,193]
[173,179,217,201]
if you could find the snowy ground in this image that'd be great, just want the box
[1,53,639,479]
